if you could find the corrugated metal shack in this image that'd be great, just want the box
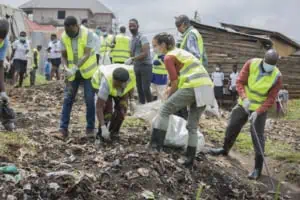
[192,21,300,98]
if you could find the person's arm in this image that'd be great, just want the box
[61,50,68,67]
[164,55,180,97]
[96,77,110,126]
[256,76,282,114]
[186,33,201,59]
[10,41,16,60]
[33,51,38,68]
[133,36,150,61]
[96,98,106,126]
[236,60,251,100]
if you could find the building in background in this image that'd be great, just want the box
[19,0,115,30]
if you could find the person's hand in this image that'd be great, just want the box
[125,57,133,65]
[249,111,258,122]
[165,87,171,98]
[242,98,251,112]
[101,125,110,140]
[0,92,9,102]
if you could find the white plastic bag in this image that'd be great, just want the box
[204,99,220,118]
[100,52,111,65]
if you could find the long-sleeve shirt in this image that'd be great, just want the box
[237,59,282,114]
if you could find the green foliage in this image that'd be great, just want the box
[23,73,48,87]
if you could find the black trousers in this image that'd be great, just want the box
[134,65,152,104]
[223,105,267,156]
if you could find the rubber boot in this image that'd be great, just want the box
[149,128,166,152]
[209,147,228,156]
[248,154,263,180]
[183,146,197,167]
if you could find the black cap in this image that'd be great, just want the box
[113,68,129,82]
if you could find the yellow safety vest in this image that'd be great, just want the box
[32,48,40,68]
[100,35,113,55]
[111,34,130,63]
[152,54,167,75]
[180,27,204,64]
[238,58,281,111]
[166,48,213,89]
[91,65,136,97]
[0,40,4,48]
[62,26,97,81]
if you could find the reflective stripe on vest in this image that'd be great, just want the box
[166,48,213,89]
[91,67,102,90]
[100,35,113,54]
[238,58,281,111]
[62,26,97,81]
[111,34,130,63]
[180,27,204,64]
[32,48,40,68]
[152,54,167,75]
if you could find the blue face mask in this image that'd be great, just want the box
[263,61,275,73]
[19,36,26,42]
[95,29,101,36]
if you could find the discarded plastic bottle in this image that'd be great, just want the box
[0,165,19,175]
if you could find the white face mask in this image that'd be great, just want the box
[216,67,220,72]
[153,47,162,55]
[263,61,275,73]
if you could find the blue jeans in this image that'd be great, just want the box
[60,78,95,130]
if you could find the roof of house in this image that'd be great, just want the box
[19,0,113,15]
[191,20,273,46]
[25,17,56,32]
[220,22,300,50]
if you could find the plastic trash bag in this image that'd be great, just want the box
[134,101,205,153]
[204,99,220,118]
[99,52,111,65]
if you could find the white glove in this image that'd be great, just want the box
[101,125,110,140]
[0,92,9,102]
[129,100,137,113]
[124,57,133,65]
[242,98,251,112]
[249,112,258,122]
[64,65,78,78]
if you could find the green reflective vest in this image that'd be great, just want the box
[62,26,98,81]
[180,27,204,64]
[0,40,4,48]
[32,48,40,69]
[100,35,113,55]
[238,58,281,111]
[111,34,130,63]
[92,64,136,97]
[152,54,167,75]
[166,48,213,89]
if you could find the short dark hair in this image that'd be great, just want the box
[64,16,78,27]
[113,68,129,82]
[81,18,88,25]
[175,15,190,27]
[0,19,9,39]
[37,45,42,49]
[20,31,26,36]
[51,33,57,38]
[120,26,126,33]
[129,18,139,25]
[153,32,175,50]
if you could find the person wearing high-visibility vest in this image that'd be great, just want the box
[100,27,113,64]
[59,16,98,139]
[175,15,208,68]
[151,54,168,100]
[210,49,282,180]
[92,65,136,142]
[30,45,42,86]
[111,26,131,64]
[150,33,215,167]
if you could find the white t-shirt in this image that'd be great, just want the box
[212,72,224,87]
[93,32,101,55]
[48,40,62,59]
[12,40,30,61]
[230,72,239,89]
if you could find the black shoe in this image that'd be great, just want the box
[184,146,197,167]
[149,128,166,152]
[248,155,263,180]
[59,128,69,138]
[209,148,228,156]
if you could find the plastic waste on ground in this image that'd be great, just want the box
[0,165,18,175]
[133,100,206,153]
[204,99,220,118]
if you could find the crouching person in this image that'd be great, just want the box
[92,65,136,142]
[149,33,214,167]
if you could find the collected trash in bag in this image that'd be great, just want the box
[100,52,112,65]
[152,115,205,153]
[134,101,205,153]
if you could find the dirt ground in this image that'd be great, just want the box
[0,82,299,200]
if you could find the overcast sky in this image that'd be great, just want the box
[2,0,300,41]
